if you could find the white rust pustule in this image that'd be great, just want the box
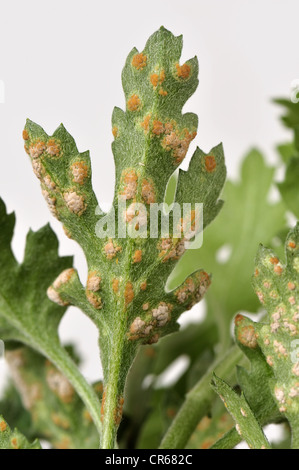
[29,141,46,159]
[46,139,61,157]
[87,271,101,292]
[152,302,172,327]
[71,161,89,185]
[41,190,58,218]
[43,174,56,191]
[104,239,122,260]
[64,191,86,216]
[47,268,76,306]
[47,286,68,307]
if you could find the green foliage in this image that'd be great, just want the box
[4,345,100,449]
[21,26,226,448]
[211,374,271,449]
[0,383,33,439]
[212,225,299,449]
[22,27,225,346]
[210,313,283,449]
[169,149,287,349]
[234,315,281,425]
[275,98,299,133]
[0,197,72,351]
[0,198,102,437]
[110,316,218,448]
[0,415,41,449]
[185,401,234,449]
[252,224,299,447]
[278,158,299,219]
[275,99,299,219]
[0,27,297,450]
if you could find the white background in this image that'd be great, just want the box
[0,0,298,422]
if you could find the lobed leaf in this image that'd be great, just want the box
[252,224,299,446]
[0,415,41,449]
[211,374,271,449]
[169,149,287,349]
[22,27,227,447]
[0,198,72,351]
[0,198,102,438]
[275,98,299,218]
[4,345,100,449]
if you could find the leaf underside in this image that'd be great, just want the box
[0,415,41,449]
[22,27,227,366]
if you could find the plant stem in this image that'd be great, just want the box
[49,346,102,439]
[100,322,137,449]
[101,336,124,449]
[159,344,243,449]
[210,427,241,449]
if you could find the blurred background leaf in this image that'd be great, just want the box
[275,98,299,219]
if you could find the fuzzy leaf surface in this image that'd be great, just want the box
[275,99,299,218]
[211,374,271,449]
[252,224,299,446]
[0,198,102,439]
[4,345,100,449]
[169,150,287,348]
[22,27,227,447]
[0,415,41,449]
[0,198,72,352]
